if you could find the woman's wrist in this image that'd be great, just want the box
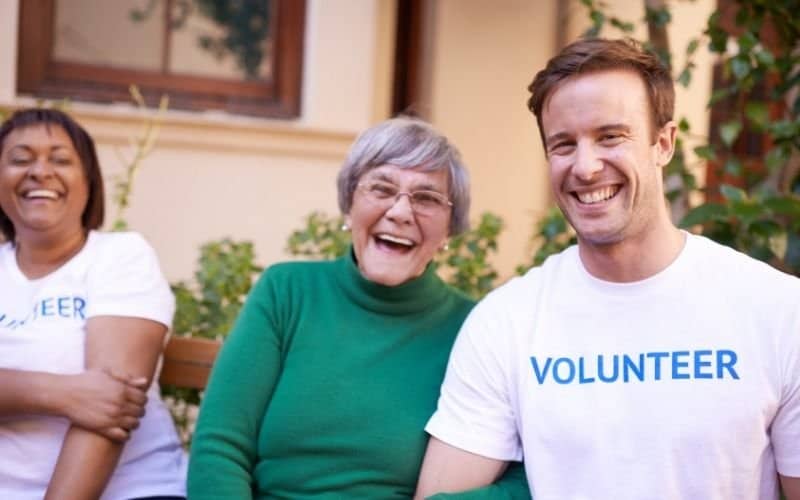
[35,371,72,418]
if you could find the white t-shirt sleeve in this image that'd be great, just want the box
[426,285,523,462]
[86,232,175,328]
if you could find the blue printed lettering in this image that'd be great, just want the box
[597,354,619,383]
[717,350,740,379]
[623,353,645,382]
[552,358,575,384]
[530,357,552,384]
[529,349,742,385]
[40,298,54,317]
[671,351,691,379]
[647,352,669,380]
[694,350,713,379]
[73,297,86,319]
[578,357,595,384]
[1,295,88,330]
[57,297,72,318]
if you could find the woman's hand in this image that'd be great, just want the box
[59,369,149,442]
[46,317,167,500]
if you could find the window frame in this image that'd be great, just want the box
[17,0,305,118]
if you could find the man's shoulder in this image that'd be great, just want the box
[689,234,799,287]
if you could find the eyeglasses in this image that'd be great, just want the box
[357,180,453,215]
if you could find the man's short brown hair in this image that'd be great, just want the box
[527,38,674,147]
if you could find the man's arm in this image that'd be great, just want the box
[781,475,800,500]
[414,437,508,499]
[0,368,146,441]
[44,316,166,500]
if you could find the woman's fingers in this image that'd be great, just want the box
[124,384,148,407]
[117,415,141,431]
[101,426,130,443]
[107,368,148,388]
[121,400,146,419]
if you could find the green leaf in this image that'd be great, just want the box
[765,146,788,173]
[686,38,699,56]
[645,6,671,27]
[729,56,751,80]
[723,158,743,176]
[693,144,717,161]
[720,184,747,202]
[719,120,743,148]
[754,49,775,67]
[748,219,783,239]
[706,13,728,53]
[768,120,800,141]
[679,203,728,227]
[677,67,692,87]
[710,87,732,105]
[610,17,635,32]
[590,10,604,24]
[678,117,691,132]
[744,102,768,129]
[542,216,567,239]
[764,196,800,218]
[737,31,758,52]
[730,200,762,221]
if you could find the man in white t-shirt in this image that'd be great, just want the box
[414,38,800,500]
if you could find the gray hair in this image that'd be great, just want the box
[337,117,470,235]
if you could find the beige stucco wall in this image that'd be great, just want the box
[425,0,559,279]
[0,0,714,283]
[1,0,395,282]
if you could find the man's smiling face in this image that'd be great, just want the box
[542,69,674,248]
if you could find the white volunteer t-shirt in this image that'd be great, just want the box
[0,230,187,500]
[427,234,800,500]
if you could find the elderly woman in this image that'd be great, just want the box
[188,117,528,498]
[0,108,187,499]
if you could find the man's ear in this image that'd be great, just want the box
[655,120,678,168]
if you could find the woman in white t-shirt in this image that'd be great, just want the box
[0,108,187,500]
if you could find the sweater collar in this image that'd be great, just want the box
[335,247,449,315]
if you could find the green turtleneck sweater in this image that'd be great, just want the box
[188,252,529,499]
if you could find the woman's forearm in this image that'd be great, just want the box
[44,426,124,500]
[0,365,128,497]
[0,368,69,417]
[45,315,167,499]
[0,367,147,440]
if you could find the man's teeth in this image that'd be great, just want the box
[24,189,59,200]
[577,186,618,204]
[376,234,414,246]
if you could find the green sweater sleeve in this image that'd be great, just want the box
[187,270,284,499]
[426,462,531,500]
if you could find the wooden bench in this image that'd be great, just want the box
[159,336,222,390]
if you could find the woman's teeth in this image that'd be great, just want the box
[24,189,59,200]
[376,234,414,247]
